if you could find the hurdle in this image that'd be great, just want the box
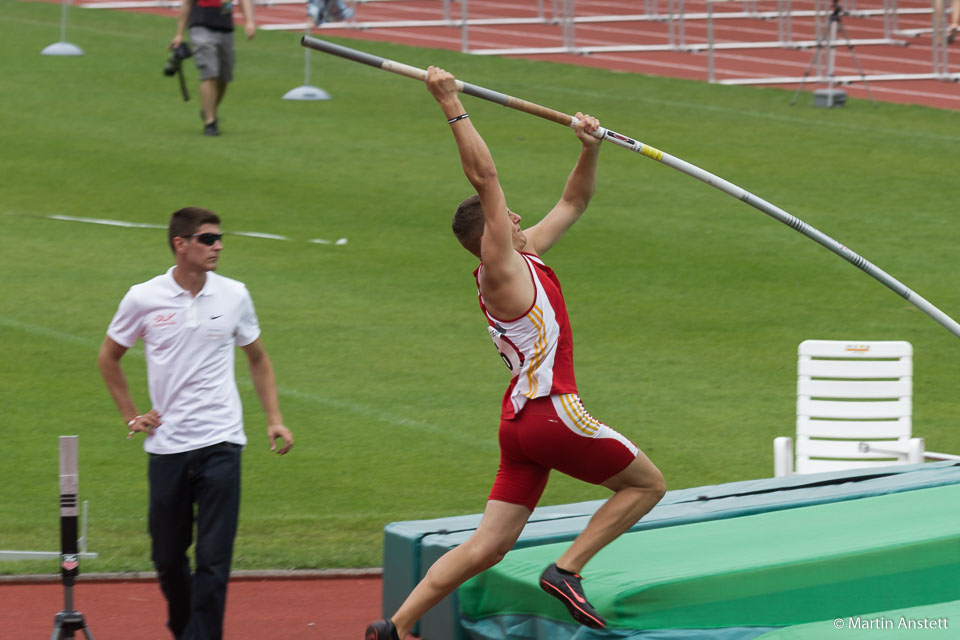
[258,0,913,59]
[257,0,568,36]
[713,0,958,85]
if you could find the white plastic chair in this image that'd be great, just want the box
[774,340,960,477]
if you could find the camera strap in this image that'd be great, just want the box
[177,66,190,102]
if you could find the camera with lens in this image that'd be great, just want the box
[163,42,193,77]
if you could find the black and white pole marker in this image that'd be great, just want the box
[50,436,95,640]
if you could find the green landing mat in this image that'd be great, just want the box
[459,484,960,631]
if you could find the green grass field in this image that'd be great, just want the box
[1,0,958,575]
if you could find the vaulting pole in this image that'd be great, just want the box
[301,35,960,341]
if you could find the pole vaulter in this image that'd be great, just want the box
[301,35,960,342]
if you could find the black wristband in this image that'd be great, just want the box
[447,113,470,124]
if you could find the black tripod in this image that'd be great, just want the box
[791,0,877,107]
[50,574,95,640]
[50,436,95,640]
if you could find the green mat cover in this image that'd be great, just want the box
[382,463,960,639]
[462,615,781,639]
[460,485,960,631]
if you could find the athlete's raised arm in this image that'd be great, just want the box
[525,113,602,255]
[426,66,533,318]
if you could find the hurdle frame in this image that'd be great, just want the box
[712,0,957,85]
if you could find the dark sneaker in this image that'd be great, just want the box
[539,563,607,629]
[364,619,399,640]
[203,120,219,136]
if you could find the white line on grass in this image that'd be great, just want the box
[231,231,290,241]
[41,214,346,245]
[0,316,110,350]
[49,214,165,229]
[274,386,495,450]
[0,315,488,449]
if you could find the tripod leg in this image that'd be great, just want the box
[835,19,878,107]
[791,42,826,105]
[51,612,68,640]
[791,0,833,106]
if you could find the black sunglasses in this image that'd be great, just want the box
[182,232,223,246]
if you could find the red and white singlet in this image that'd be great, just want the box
[475,253,578,419]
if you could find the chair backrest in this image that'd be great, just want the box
[795,339,913,474]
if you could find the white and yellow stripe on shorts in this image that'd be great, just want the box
[550,394,639,454]
[523,304,548,399]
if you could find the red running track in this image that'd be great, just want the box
[56,0,959,109]
[0,573,401,640]
[71,0,959,110]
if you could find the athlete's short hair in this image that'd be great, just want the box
[452,194,484,256]
[168,207,221,254]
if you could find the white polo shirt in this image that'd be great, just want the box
[107,267,261,455]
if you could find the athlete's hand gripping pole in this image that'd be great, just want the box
[300,35,960,341]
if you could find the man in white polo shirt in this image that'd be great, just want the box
[98,206,293,640]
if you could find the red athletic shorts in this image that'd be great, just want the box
[489,393,639,511]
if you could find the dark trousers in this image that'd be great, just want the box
[149,442,242,640]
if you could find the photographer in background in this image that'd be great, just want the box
[306,0,353,28]
[171,0,255,136]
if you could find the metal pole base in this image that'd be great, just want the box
[813,87,847,107]
[51,609,95,640]
[42,42,84,56]
[282,85,331,100]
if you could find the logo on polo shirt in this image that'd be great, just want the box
[154,313,177,327]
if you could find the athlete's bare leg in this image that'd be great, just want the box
[390,500,531,639]
[555,449,665,573]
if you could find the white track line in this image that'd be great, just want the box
[232,231,291,240]
[48,214,166,229]
[43,214,347,245]
[0,314,491,449]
